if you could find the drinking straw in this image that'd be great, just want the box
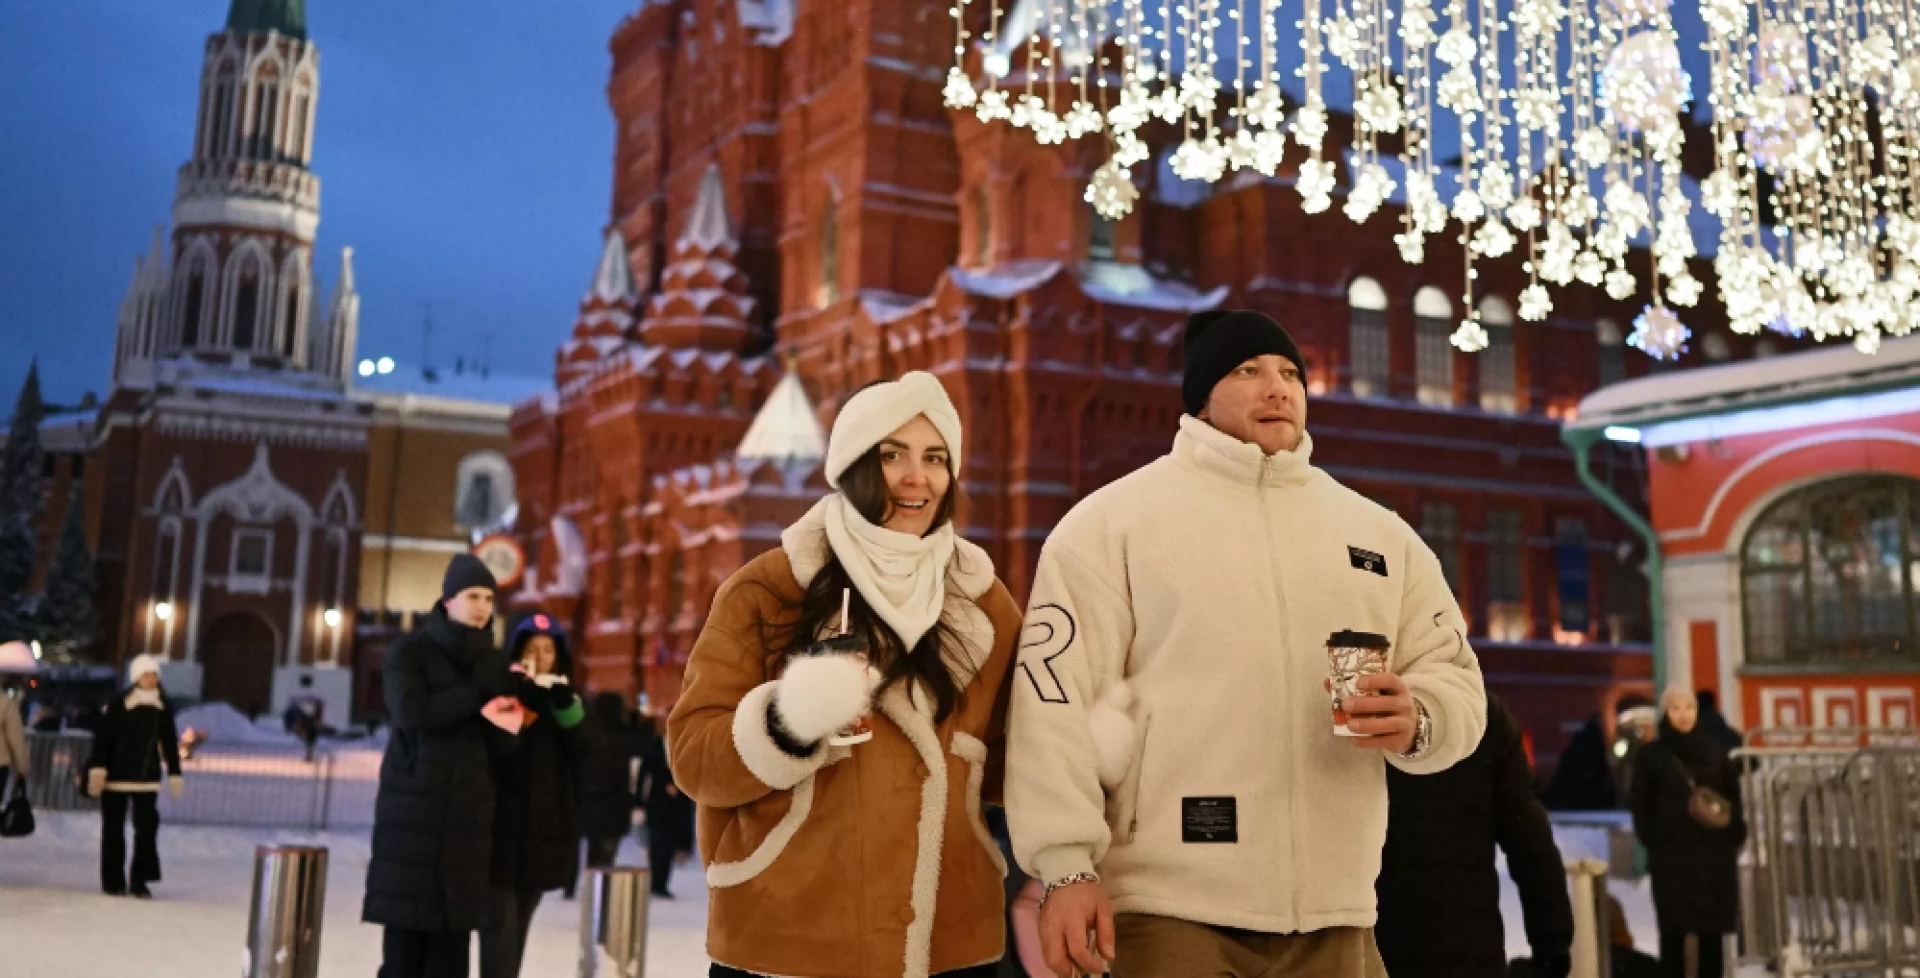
[839,588,851,636]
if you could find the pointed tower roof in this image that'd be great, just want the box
[315,246,359,383]
[589,228,635,303]
[685,164,733,253]
[735,366,826,465]
[637,164,758,352]
[227,0,307,39]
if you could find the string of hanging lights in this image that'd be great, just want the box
[943,0,1917,359]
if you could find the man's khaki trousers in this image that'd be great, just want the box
[1110,914,1390,978]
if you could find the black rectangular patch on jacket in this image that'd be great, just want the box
[1182,797,1238,843]
[1348,546,1388,577]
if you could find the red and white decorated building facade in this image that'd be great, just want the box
[1574,338,1920,735]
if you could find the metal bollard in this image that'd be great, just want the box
[579,866,651,978]
[1566,858,1612,978]
[244,844,329,978]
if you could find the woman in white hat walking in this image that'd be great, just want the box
[86,653,182,897]
[669,371,1025,978]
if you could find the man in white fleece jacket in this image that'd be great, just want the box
[1006,309,1488,978]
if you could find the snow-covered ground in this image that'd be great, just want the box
[0,811,712,978]
[3,811,1775,977]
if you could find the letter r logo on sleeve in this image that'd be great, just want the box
[1017,604,1076,704]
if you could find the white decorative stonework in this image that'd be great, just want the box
[186,444,314,667]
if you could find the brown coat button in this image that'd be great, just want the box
[899,905,916,923]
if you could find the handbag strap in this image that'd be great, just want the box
[1669,750,1702,791]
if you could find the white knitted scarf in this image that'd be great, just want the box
[782,495,996,659]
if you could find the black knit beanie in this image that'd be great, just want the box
[1180,309,1307,415]
[441,553,497,604]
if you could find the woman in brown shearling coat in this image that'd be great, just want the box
[668,372,1023,978]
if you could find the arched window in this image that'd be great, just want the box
[182,273,206,347]
[248,65,281,160]
[208,62,238,157]
[1413,286,1455,406]
[1088,200,1116,263]
[972,185,993,267]
[1743,476,1920,668]
[815,196,841,308]
[1596,318,1626,387]
[454,451,515,529]
[233,264,262,350]
[1347,277,1390,398]
[1479,297,1518,414]
[288,78,313,163]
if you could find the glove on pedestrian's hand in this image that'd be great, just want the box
[773,654,871,745]
[86,768,106,798]
[168,775,184,799]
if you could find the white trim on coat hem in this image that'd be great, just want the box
[949,732,1007,879]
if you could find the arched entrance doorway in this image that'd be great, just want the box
[202,613,277,717]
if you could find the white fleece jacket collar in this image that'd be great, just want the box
[1174,415,1315,489]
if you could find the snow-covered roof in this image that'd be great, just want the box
[39,413,94,454]
[949,259,1226,314]
[735,0,793,45]
[1080,261,1229,312]
[352,367,551,409]
[1572,333,1920,436]
[859,290,925,324]
[735,370,826,465]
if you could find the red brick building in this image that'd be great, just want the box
[507,0,1776,768]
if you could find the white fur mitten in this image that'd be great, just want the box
[775,654,873,744]
[1088,682,1137,789]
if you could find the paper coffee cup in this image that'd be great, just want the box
[1327,630,1391,737]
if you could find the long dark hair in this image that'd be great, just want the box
[762,445,980,726]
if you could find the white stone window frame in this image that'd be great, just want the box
[228,527,275,595]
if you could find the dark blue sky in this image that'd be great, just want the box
[0,0,637,406]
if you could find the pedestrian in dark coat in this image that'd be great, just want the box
[1631,687,1747,978]
[636,717,691,898]
[479,613,591,978]
[1542,713,1621,811]
[363,555,518,978]
[85,654,182,898]
[575,692,640,874]
[1695,691,1744,756]
[1377,693,1575,978]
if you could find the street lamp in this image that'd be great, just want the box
[154,601,174,622]
[323,607,342,629]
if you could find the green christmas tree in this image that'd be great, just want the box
[41,481,99,662]
[0,362,47,643]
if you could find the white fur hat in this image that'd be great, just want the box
[825,371,963,487]
[127,653,163,684]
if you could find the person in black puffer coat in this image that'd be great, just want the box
[479,613,591,978]
[86,654,182,898]
[1377,693,1575,978]
[574,692,641,884]
[363,555,518,978]
[1632,687,1747,978]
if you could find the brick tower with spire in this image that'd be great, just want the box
[88,0,370,719]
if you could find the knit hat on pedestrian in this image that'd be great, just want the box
[441,553,497,604]
[1180,309,1307,416]
[127,653,162,684]
[825,371,963,488]
[508,612,572,676]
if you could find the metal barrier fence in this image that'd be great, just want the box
[22,732,378,831]
[1736,729,1920,978]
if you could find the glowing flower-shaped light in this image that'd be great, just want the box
[943,68,977,109]
[1396,230,1428,264]
[1606,0,1672,27]
[1856,329,1883,355]
[1472,220,1518,258]
[1452,318,1491,352]
[1667,272,1704,307]
[1601,33,1690,133]
[1575,251,1608,285]
[1628,305,1691,359]
[1356,79,1405,134]
[1086,159,1140,220]
[1744,91,1820,174]
[1606,268,1638,300]
[1298,158,1338,214]
[1519,284,1553,321]
[1291,104,1330,151]
[1170,137,1228,183]
[1345,164,1397,223]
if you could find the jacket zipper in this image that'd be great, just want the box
[1125,716,1154,843]
[1253,457,1303,925]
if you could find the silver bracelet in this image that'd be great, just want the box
[1041,871,1102,907]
